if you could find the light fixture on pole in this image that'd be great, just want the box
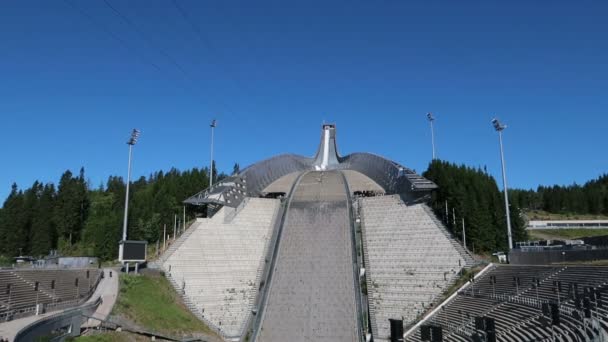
[492,118,513,250]
[427,112,436,160]
[209,119,217,187]
[120,128,140,262]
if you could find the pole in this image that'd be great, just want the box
[210,120,215,187]
[173,214,177,241]
[498,130,513,250]
[462,218,466,249]
[183,206,186,232]
[452,207,456,227]
[122,144,133,241]
[445,201,448,224]
[430,119,436,160]
[163,224,167,251]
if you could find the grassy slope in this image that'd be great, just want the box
[528,228,608,240]
[111,273,216,336]
[70,332,146,342]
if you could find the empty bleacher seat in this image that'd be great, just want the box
[163,198,280,339]
[360,195,468,342]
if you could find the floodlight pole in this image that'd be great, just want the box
[119,129,140,263]
[122,129,140,243]
[427,113,436,160]
[209,119,217,187]
[122,144,133,242]
[493,118,513,250]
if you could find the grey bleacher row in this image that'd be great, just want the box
[0,268,102,320]
[162,197,280,340]
[406,265,608,342]
[360,195,472,342]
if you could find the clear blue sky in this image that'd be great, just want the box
[1,0,607,201]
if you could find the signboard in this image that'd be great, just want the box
[118,240,147,263]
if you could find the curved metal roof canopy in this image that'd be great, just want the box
[184,124,437,207]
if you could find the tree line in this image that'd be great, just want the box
[423,160,527,253]
[509,174,608,216]
[1,158,604,261]
[0,166,223,261]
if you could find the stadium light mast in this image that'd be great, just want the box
[492,118,513,250]
[209,119,217,187]
[122,129,140,243]
[427,112,436,160]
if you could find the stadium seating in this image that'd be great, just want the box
[406,265,608,342]
[163,198,280,339]
[360,195,470,342]
[342,169,385,194]
[0,268,101,320]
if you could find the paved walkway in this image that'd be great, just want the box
[83,268,119,327]
[0,268,119,341]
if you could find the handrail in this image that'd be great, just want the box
[339,170,366,342]
[13,296,103,341]
[403,263,495,339]
[248,171,307,342]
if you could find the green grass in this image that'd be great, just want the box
[0,255,12,267]
[443,264,487,299]
[527,210,608,221]
[112,273,215,336]
[528,228,608,240]
[69,332,136,342]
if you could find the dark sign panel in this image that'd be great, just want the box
[123,241,146,261]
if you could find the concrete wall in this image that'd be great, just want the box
[14,298,101,342]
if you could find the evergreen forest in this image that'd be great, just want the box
[0,159,605,261]
[0,166,223,261]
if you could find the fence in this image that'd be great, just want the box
[510,247,608,265]
[13,297,102,342]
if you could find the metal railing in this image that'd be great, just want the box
[1,270,103,322]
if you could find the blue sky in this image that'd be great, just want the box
[1,0,607,200]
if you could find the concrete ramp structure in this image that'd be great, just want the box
[169,124,470,342]
[255,171,360,342]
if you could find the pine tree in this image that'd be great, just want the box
[30,184,57,257]
[424,160,528,253]
[53,170,88,247]
[1,184,27,256]
[82,191,122,260]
